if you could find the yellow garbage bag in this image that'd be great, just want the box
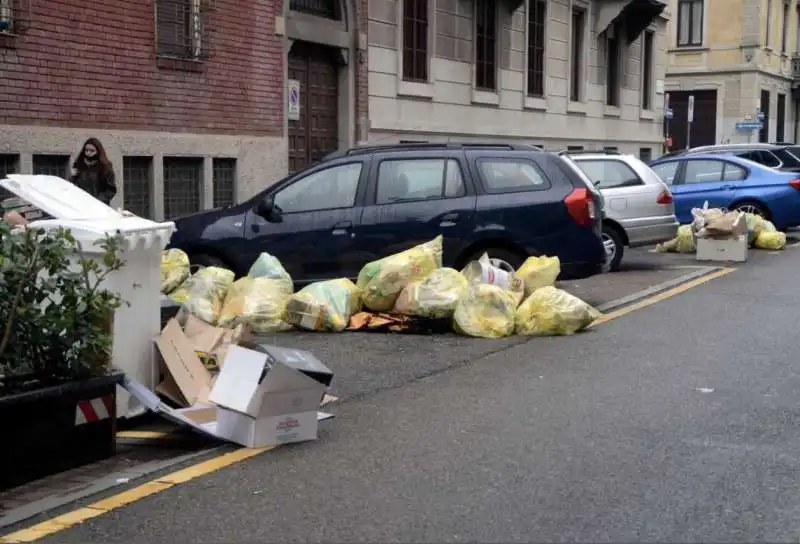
[394,268,469,318]
[516,255,561,297]
[286,278,362,332]
[754,230,787,250]
[743,213,767,244]
[357,235,443,312]
[217,276,293,332]
[180,266,235,324]
[160,249,190,294]
[515,286,600,336]
[453,283,517,338]
[248,252,293,286]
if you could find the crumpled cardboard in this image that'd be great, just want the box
[702,211,747,239]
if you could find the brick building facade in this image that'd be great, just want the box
[0,0,369,220]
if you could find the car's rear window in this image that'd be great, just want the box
[574,160,643,189]
[780,147,800,165]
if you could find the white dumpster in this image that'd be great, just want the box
[0,175,175,418]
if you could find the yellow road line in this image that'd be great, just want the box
[1,267,736,543]
[590,266,736,328]
[115,430,173,440]
[0,448,270,543]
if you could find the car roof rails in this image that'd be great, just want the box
[556,148,622,156]
[324,142,543,160]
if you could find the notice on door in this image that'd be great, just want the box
[288,79,300,121]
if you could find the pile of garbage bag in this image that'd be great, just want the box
[158,237,601,339]
[657,203,787,253]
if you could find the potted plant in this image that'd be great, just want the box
[0,221,127,491]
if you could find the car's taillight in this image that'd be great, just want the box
[564,188,596,226]
[790,179,800,190]
[657,190,673,204]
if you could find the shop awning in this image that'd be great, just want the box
[595,0,666,43]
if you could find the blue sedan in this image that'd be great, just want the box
[649,153,800,228]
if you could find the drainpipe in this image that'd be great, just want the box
[794,98,799,143]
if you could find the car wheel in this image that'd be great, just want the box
[602,226,625,273]
[732,201,770,220]
[190,253,228,273]
[464,247,526,272]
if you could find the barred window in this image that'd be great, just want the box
[123,157,153,219]
[474,0,497,91]
[290,0,339,19]
[156,0,202,59]
[402,0,428,82]
[527,0,547,97]
[0,0,13,33]
[32,155,69,178]
[163,157,202,219]
[0,154,19,201]
[212,158,236,208]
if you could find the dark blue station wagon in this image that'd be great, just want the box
[167,143,607,285]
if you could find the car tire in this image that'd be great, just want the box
[190,253,228,273]
[464,247,526,272]
[732,201,771,220]
[602,226,625,273]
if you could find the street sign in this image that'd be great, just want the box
[687,95,695,123]
[735,121,763,131]
[287,79,300,121]
[665,108,674,120]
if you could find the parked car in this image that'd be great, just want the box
[167,142,607,286]
[564,150,678,272]
[648,152,800,228]
[661,143,800,173]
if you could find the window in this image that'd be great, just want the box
[574,160,643,189]
[290,0,339,19]
[606,26,620,107]
[767,0,773,48]
[402,0,428,82]
[163,157,202,219]
[0,154,19,201]
[684,159,728,184]
[32,155,69,178]
[156,0,202,59]
[376,159,465,204]
[570,7,585,102]
[274,163,361,213]
[722,164,747,181]
[642,31,654,110]
[0,0,12,33]
[478,159,550,193]
[777,93,786,143]
[677,0,703,47]
[652,161,679,184]
[122,157,153,219]
[759,90,771,143]
[567,145,584,152]
[527,0,547,97]
[474,0,497,91]
[213,158,236,208]
[639,148,653,162]
[782,0,790,53]
[736,150,781,168]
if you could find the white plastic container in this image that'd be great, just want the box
[0,175,175,418]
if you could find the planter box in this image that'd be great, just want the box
[0,370,124,491]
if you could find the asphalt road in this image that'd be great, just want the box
[27,247,800,543]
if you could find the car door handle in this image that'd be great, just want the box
[439,213,459,227]
[722,184,736,190]
[332,221,352,236]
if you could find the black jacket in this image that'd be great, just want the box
[70,166,117,205]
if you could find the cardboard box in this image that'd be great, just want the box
[696,234,748,262]
[238,342,334,387]
[209,345,333,447]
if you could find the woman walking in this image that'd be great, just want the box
[69,138,117,205]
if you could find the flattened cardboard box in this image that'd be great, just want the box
[155,319,214,407]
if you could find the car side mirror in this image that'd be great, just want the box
[256,196,282,223]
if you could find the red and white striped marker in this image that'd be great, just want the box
[74,395,115,426]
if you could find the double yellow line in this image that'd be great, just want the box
[0,268,736,543]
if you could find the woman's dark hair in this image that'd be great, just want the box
[73,138,112,173]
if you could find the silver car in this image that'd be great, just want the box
[567,151,679,271]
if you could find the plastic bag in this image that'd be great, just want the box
[515,286,600,336]
[286,278,362,332]
[394,268,469,318]
[743,213,767,244]
[655,225,696,254]
[516,255,560,297]
[462,253,525,306]
[180,266,236,324]
[217,276,293,332]
[453,283,517,338]
[357,235,443,312]
[754,230,787,250]
[161,249,190,295]
[248,252,293,286]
